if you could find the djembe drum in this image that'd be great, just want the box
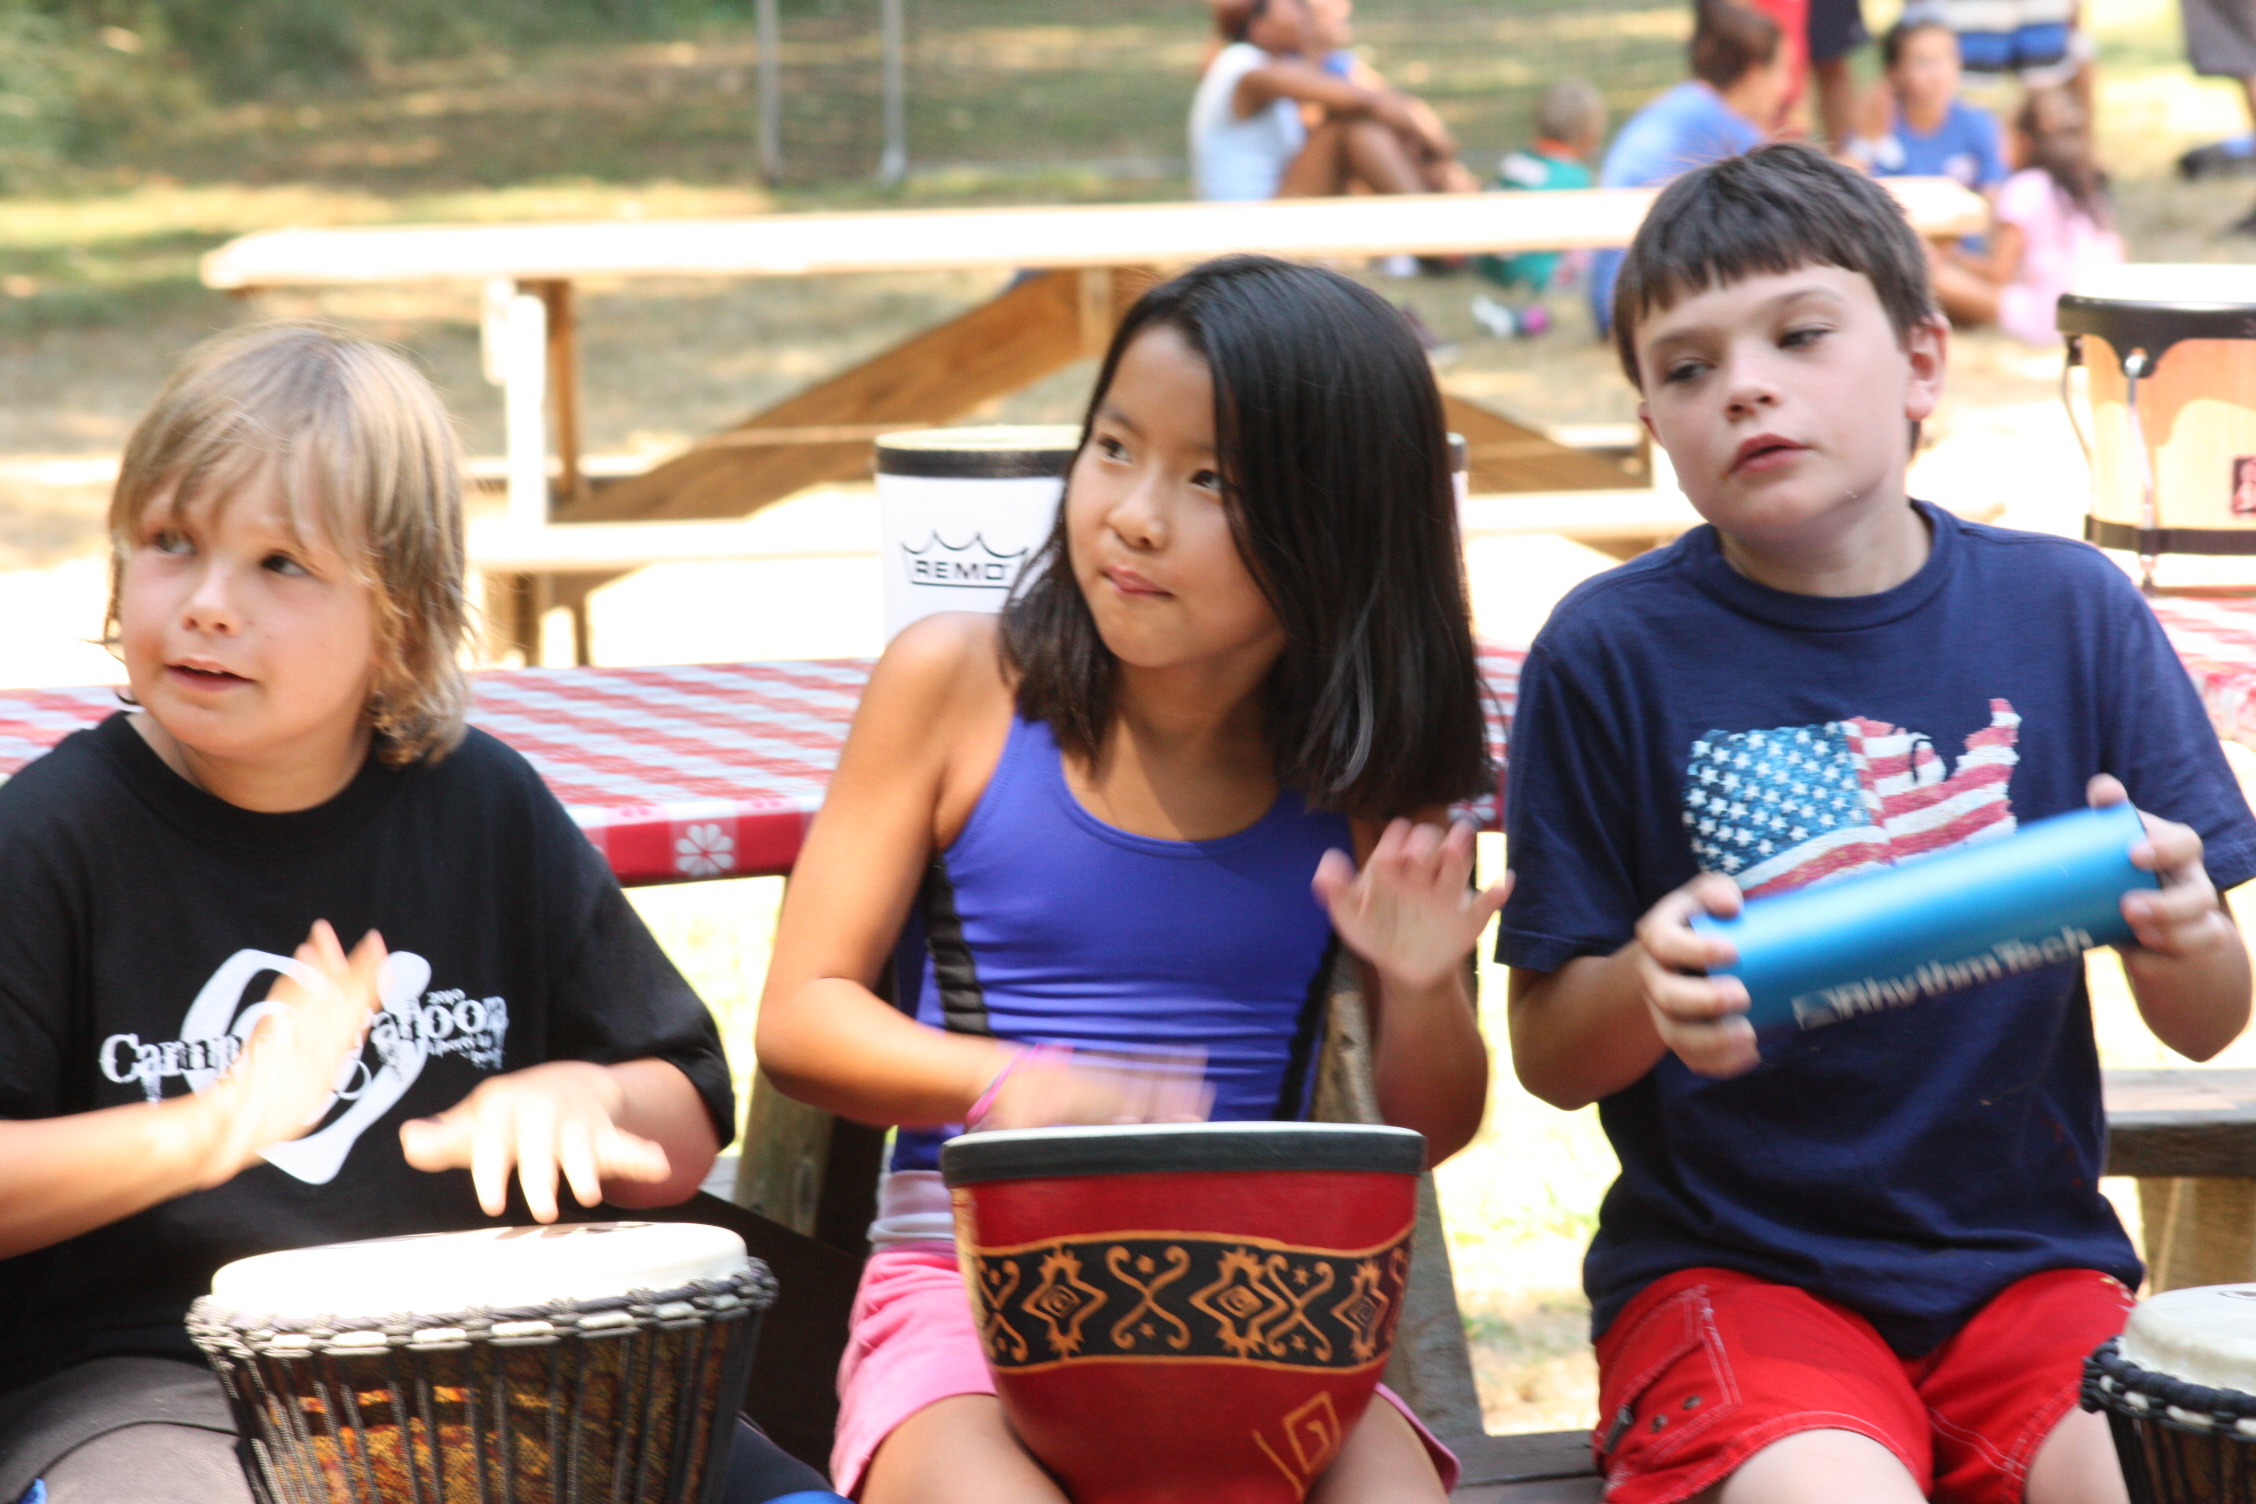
[187,1222,774,1504]
[940,1121,1425,1504]
[2084,1284,2256,1502]
[2060,265,2256,588]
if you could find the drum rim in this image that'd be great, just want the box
[2058,294,2256,370]
[185,1257,777,1357]
[939,1120,1426,1185]
[876,424,1082,480]
[2083,1335,2256,1440]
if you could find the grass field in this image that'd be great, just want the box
[3,0,2256,1440]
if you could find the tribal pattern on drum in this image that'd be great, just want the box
[964,1228,1412,1374]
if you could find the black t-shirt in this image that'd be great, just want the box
[0,715,736,1395]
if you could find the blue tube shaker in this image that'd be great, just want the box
[1687,802,2157,1033]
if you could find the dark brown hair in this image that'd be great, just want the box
[1000,256,1494,820]
[1611,140,1937,388]
[1690,0,1783,91]
[2017,87,2110,227]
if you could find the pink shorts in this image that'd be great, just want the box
[832,1243,1461,1497]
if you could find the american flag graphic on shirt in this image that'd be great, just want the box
[1682,700,2021,898]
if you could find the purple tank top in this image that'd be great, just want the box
[888,716,1352,1172]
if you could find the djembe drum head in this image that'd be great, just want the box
[188,1222,774,1504]
[2084,1283,2256,1503]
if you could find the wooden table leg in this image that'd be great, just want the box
[558,266,1159,526]
[1441,394,1639,496]
[2138,1176,2256,1291]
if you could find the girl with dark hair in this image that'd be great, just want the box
[755,254,1501,1503]
[1927,86,2123,341]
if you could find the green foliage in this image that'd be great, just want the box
[31,0,750,97]
[0,1,72,186]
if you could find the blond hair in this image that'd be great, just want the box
[106,323,470,766]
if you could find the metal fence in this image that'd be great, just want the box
[753,0,1701,192]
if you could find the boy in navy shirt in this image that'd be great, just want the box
[1860,15,2007,195]
[1501,141,2256,1503]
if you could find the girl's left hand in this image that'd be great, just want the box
[2090,774,2239,959]
[400,1061,673,1222]
[1313,818,1514,991]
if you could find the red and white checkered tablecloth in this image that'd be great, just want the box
[2149,597,2256,753]
[0,644,1525,886]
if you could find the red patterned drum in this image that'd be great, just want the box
[940,1122,1425,1503]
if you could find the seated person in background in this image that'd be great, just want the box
[1302,0,1480,192]
[1507,140,2254,1504]
[1191,0,1471,201]
[1854,12,2008,194]
[1477,79,1608,293]
[1589,0,1788,332]
[1929,87,2123,343]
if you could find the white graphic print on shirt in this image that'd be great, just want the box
[94,948,510,1186]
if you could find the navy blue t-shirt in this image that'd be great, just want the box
[1498,504,2256,1356]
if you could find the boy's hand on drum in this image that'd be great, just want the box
[1633,874,1760,1078]
[400,1061,673,1222]
[2089,774,2237,958]
[1313,818,1513,991]
[195,921,386,1188]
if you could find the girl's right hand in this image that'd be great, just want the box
[977,1049,1214,1132]
[1631,875,1758,1078]
[193,921,387,1187]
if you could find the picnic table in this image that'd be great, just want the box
[200,183,1988,661]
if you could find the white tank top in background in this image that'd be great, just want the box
[1189,41,1305,201]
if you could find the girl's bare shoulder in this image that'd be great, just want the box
[855,612,1015,747]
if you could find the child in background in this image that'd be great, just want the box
[756,255,1507,1504]
[1590,0,1787,333]
[1477,80,1607,295]
[1504,141,2251,1503]
[1303,0,1479,193]
[0,325,829,1504]
[1929,87,2123,343]
[1190,0,1469,201]
[1857,13,2008,195]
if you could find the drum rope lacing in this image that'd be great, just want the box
[185,1264,777,1359]
[2084,1337,2256,1438]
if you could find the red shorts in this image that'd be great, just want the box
[1591,1266,2134,1504]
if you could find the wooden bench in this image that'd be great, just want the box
[2105,1068,2256,1292]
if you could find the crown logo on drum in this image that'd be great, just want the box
[901,532,1030,590]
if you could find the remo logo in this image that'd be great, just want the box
[900,532,1030,590]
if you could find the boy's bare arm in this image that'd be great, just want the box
[2094,775,2254,1061]
[0,922,383,1260]
[1509,875,1759,1109]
